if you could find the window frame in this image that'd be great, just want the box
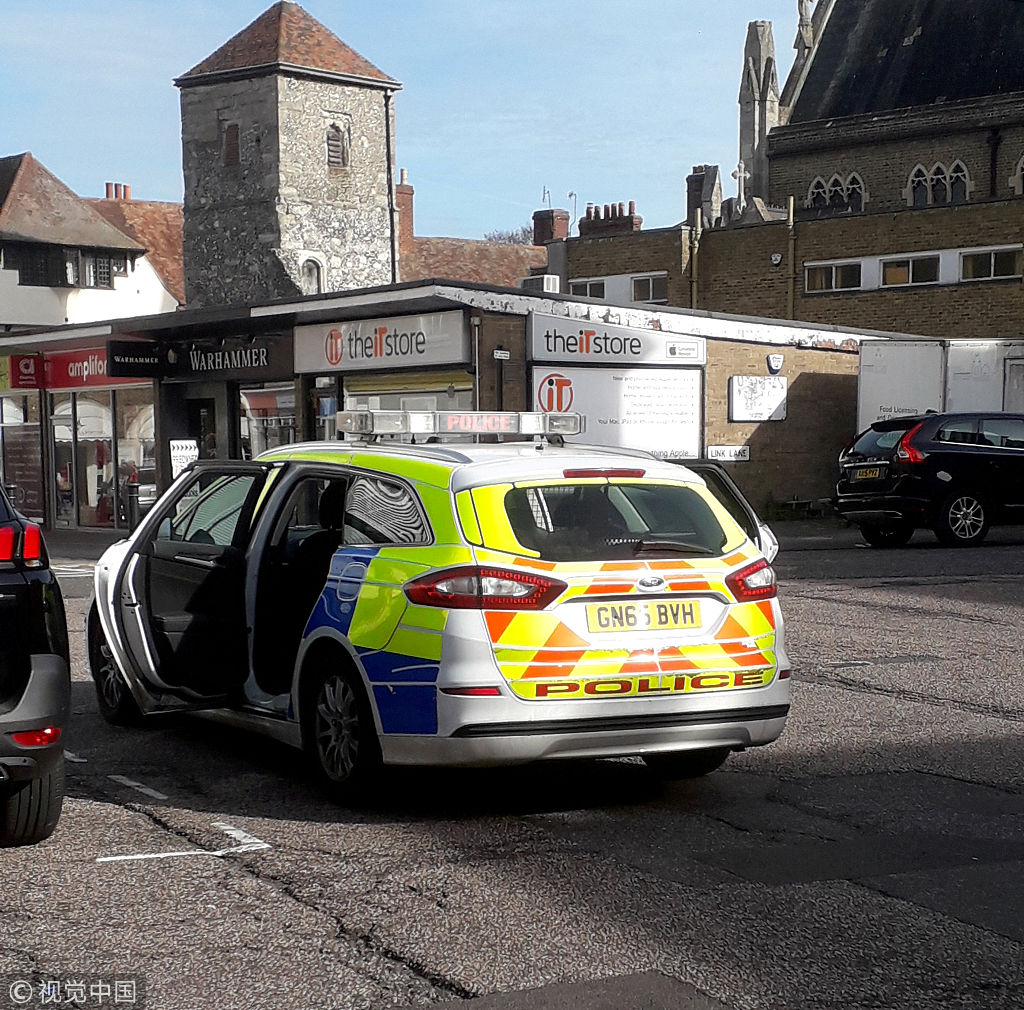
[804,260,863,293]
[959,247,1021,283]
[631,273,668,304]
[568,278,606,299]
[880,254,940,288]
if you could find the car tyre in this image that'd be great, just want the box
[859,523,914,548]
[642,746,731,779]
[0,759,64,847]
[302,662,380,801]
[88,612,144,726]
[933,490,989,547]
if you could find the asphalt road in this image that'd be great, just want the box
[3,525,1023,1010]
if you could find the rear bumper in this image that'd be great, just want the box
[0,654,70,783]
[379,694,790,767]
[835,494,932,526]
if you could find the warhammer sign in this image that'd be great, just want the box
[295,312,469,373]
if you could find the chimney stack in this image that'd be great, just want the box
[578,199,643,237]
[114,184,123,200]
[123,183,131,201]
[395,167,415,257]
[105,182,114,199]
[532,208,569,245]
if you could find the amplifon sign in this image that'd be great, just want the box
[0,355,42,391]
[43,348,139,389]
[295,311,469,373]
[529,312,706,366]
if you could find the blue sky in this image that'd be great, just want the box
[0,1,799,238]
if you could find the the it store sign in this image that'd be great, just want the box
[529,312,706,366]
[294,311,470,373]
[43,348,140,389]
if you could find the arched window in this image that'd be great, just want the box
[846,173,865,212]
[326,122,350,170]
[1011,154,1024,197]
[807,177,828,209]
[930,164,949,205]
[949,161,969,204]
[827,175,846,210]
[908,166,929,208]
[300,259,323,295]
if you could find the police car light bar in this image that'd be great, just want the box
[336,410,585,438]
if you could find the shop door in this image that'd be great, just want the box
[187,397,218,460]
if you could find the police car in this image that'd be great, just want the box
[88,410,790,798]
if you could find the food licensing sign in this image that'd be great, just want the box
[294,311,470,373]
[529,312,705,366]
[533,365,702,458]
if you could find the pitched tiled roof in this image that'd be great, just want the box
[0,153,144,252]
[89,199,185,306]
[789,0,1024,123]
[400,238,546,288]
[178,1,398,87]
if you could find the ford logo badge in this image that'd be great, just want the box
[637,575,665,592]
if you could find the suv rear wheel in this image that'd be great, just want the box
[0,759,64,847]
[859,523,914,548]
[934,490,989,547]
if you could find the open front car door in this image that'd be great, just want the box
[104,463,271,712]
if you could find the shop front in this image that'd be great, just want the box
[0,355,45,520]
[294,311,475,437]
[44,347,154,530]
[146,331,295,478]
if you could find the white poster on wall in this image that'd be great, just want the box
[170,439,200,479]
[532,366,702,458]
[729,376,788,421]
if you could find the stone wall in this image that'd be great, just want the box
[180,72,394,308]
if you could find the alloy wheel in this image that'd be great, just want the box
[947,495,985,541]
[314,674,361,782]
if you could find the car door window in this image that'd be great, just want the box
[980,418,1024,449]
[344,475,429,545]
[157,474,259,546]
[935,419,979,445]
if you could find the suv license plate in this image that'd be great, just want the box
[586,600,701,633]
[854,466,881,480]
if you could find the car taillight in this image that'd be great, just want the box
[406,566,567,610]
[0,521,43,567]
[725,559,777,601]
[10,727,61,747]
[894,421,927,464]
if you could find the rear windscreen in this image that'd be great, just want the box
[851,425,912,456]
[501,482,732,562]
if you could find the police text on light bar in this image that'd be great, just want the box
[336,410,585,438]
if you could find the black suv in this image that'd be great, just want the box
[0,487,70,845]
[836,411,1024,547]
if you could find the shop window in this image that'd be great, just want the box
[960,247,1021,281]
[882,255,939,287]
[569,279,605,298]
[326,122,350,170]
[631,274,668,304]
[223,123,240,167]
[805,261,862,293]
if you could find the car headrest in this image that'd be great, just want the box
[318,482,348,530]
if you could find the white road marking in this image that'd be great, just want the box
[97,822,271,864]
[107,774,168,800]
[64,750,87,763]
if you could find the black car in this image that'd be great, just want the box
[836,411,1024,547]
[0,487,70,846]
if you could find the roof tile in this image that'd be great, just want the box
[179,1,398,85]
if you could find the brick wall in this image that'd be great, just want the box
[704,339,859,511]
[566,228,691,307]
[697,201,1024,337]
